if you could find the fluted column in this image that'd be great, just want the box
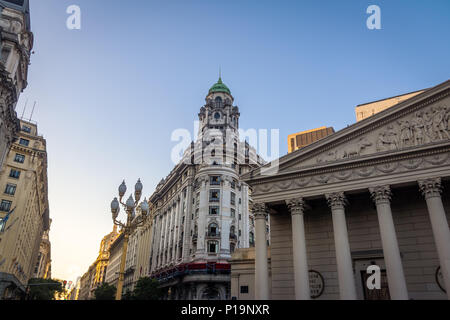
[286,198,310,299]
[370,186,408,300]
[253,202,270,300]
[419,178,450,299]
[326,192,357,300]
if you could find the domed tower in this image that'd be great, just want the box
[198,77,240,137]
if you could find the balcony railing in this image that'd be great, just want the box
[206,231,221,238]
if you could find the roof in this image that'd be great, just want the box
[209,77,231,95]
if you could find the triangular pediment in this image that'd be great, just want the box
[242,79,450,182]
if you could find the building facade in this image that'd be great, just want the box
[288,127,335,153]
[0,119,49,299]
[77,225,119,300]
[239,80,450,300]
[32,221,52,279]
[105,231,124,289]
[146,78,264,300]
[0,0,33,170]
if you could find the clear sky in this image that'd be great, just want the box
[19,0,450,283]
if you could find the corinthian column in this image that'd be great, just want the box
[370,186,408,300]
[286,198,310,300]
[253,202,270,300]
[325,192,357,300]
[418,178,450,299]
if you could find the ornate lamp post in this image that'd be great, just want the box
[110,179,149,300]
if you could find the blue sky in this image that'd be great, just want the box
[19,0,450,283]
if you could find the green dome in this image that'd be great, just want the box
[208,77,231,95]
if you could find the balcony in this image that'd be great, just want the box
[206,231,221,239]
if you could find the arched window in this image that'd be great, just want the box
[215,96,222,105]
[208,223,218,236]
[249,232,255,247]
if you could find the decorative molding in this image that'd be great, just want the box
[286,198,306,216]
[325,192,347,210]
[418,177,442,199]
[369,185,392,204]
[251,202,268,219]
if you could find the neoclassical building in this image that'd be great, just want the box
[147,78,265,300]
[241,79,450,300]
[0,0,33,169]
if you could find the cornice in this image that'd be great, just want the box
[243,80,450,182]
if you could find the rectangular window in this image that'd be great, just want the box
[230,180,236,189]
[19,138,30,147]
[209,189,220,202]
[231,208,235,217]
[14,154,25,163]
[210,176,220,185]
[209,206,219,215]
[0,200,12,212]
[231,192,236,205]
[240,286,249,294]
[208,241,218,253]
[21,125,31,133]
[239,214,242,221]
[239,229,241,236]
[4,184,16,196]
[9,169,21,179]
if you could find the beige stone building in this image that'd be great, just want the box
[32,221,52,279]
[76,225,119,300]
[237,79,450,300]
[0,119,49,299]
[105,232,124,289]
[0,1,33,170]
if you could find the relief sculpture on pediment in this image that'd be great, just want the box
[315,104,449,165]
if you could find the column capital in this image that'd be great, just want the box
[369,185,392,204]
[286,198,306,216]
[252,202,268,220]
[418,177,442,199]
[326,192,347,210]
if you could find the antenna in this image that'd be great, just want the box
[219,66,221,79]
[21,98,28,119]
[29,101,36,121]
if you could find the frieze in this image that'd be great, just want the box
[251,150,450,196]
[316,104,449,164]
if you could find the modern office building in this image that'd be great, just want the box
[288,127,335,153]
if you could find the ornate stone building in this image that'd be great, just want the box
[0,119,49,299]
[146,78,265,300]
[240,79,450,300]
[0,0,33,170]
[32,220,52,280]
[77,225,119,300]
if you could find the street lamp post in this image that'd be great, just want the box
[110,179,149,300]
